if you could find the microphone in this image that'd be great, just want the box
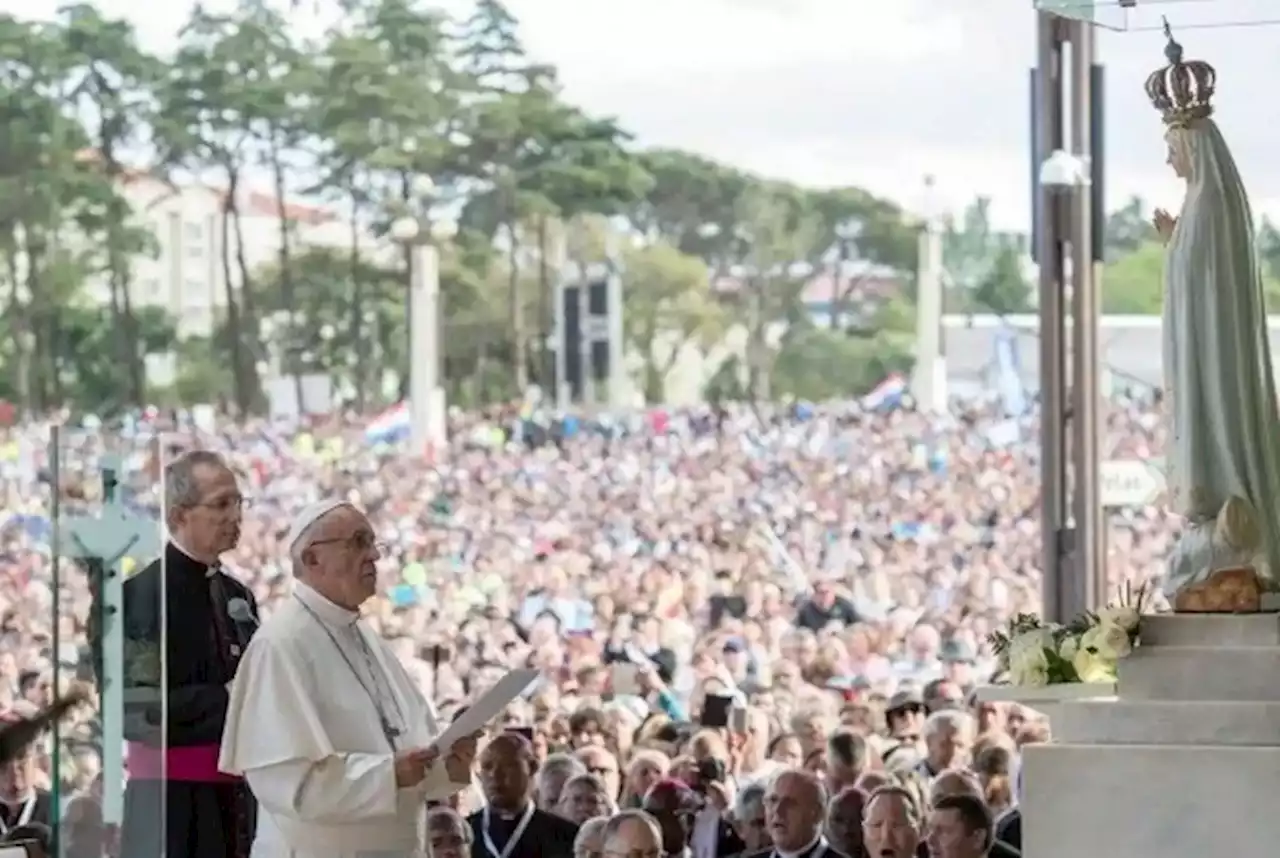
[227,598,258,627]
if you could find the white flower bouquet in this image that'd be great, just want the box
[988,582,1149,688]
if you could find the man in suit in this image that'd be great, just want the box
[0,706,53,836]
[686,732,745,858]
[469,733,578,858]
[927,794,1001,858]
[642,781,702,858]
[728,781,769,856]
[537,753,587,812]
[825,731,873,796]
[119,451,259,858]
[926,771,1019,858]
[758,770,842,858]
[861,786,920,858]
[824,787,865,858]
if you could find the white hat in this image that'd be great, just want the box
[285,499,352,551]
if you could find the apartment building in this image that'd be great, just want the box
[88,170,376,338]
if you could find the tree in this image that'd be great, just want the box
[155,2,273,415]
[971,244,1032,314]
[726,186,823,400]
[1104,196,1157,261]
[941,195,1034,314]
[0,1,1054,414]
[0,12,105,410]
[630,148,748,252]
[801,185,916,327]
[250,246,405,391]
[771,327,911,402]
[1102,241,1164,314]
[60,3,164,409]
[1106,237,1280,315]
[621,241,724,402]
[229,0,313,408]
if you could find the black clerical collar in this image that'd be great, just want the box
[774,834,824,858]
[170,540,220,577]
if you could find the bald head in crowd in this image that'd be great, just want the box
[575,817,609,858]
[764,769,827,853]
[603,810,664,858]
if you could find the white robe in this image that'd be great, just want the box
[1162,117,1280,595]
[220,581,462,858]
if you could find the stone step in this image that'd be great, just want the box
[1053,699,1280,745]
[1022,744,1280,858]
[1141,611,1280,647]
[1119,645,1280,701]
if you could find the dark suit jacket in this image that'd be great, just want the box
[712,816,746,858]
[746,841,848,858]
[990,838,1021,858]
[467,807,579,858]
[914,838,1019,858]
[995,808,1021,852]
[115,544,259,746]
[0,789,53,832]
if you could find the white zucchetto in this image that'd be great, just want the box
[285,499,352,551]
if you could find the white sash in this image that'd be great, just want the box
[0,794,35,836]
[482,803,536,858]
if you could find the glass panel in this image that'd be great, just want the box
[1035,0,1280,31]
[44,427,166,858]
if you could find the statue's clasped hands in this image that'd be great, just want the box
[1154,208,1178,244]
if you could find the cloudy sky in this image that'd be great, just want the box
[8,0,1280,229]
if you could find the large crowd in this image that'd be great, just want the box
[0,394,1176,854]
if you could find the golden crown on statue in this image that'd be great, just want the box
[1144,18,1216,129]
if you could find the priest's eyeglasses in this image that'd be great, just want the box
[198,494,252,513]
[310,531,387,554]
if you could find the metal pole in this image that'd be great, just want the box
[1069,19,1103,610]
[409,242,445,453]
[1037,11,1070,625]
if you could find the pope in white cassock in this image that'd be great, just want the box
[220,499,478,858]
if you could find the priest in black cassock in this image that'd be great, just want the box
[746,770,845,858]
[469,733,579,858]
[118,450,259,858]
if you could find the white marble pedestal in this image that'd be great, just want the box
[1021,614,1280,858]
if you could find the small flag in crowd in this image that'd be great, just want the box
[861,374,907,411]
[365,402,411,444]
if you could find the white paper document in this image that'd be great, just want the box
[429,668,540,751]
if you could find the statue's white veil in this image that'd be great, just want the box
[1162,116,1280,583]
[1170,117,1255,255]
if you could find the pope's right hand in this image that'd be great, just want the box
[394,747,440,788]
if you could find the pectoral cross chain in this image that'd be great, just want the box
[381,718,402,746]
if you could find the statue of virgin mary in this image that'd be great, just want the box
[1152,24,1280,610]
